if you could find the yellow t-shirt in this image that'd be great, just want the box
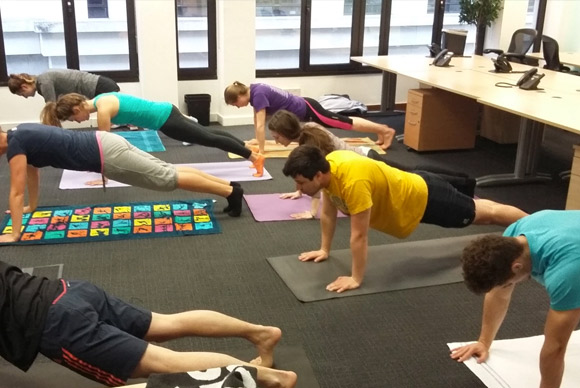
[323,150,428,239]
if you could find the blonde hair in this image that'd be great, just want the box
[8,73,36,94]
[40,93,88,127]
[224,81,249,104]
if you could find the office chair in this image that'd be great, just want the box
[484,28,539,65]
[541,35,580,75]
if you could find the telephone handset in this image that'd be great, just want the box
[432,49,454,67]
[491,54,513,73]
[516,68,544,90]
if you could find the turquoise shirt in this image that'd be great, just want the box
[504,210,580,311]
[94,92,172,130]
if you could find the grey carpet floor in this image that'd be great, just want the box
[0,117,572,388]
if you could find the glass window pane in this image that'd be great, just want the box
[177,0,209,69]
[363,0,382,56]
[74,0,131,71]
[310,0,352,65]
[525,0,539,28]
[442,0,475,55]
[0,0,67,74]
[255,0,301,70]
[389,1,435,55]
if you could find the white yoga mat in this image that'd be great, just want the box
[59,161,272,190]
[447,330,580,388]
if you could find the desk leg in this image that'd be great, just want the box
[381,70,397,112]
[476,118,552,187]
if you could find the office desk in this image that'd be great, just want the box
[528,51,580,68]
[351,54,580,187]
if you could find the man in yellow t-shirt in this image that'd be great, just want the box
[282,145,528,294]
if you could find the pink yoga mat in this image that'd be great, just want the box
[59,161,272,190]
[243,193,347,222]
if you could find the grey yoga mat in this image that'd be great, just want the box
[267,233,491,302]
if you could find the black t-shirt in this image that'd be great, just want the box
[0,261,61,371]
[6,123,101,172]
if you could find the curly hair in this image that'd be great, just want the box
[461,234,523,294]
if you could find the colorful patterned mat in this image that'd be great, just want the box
[0,199,220,246]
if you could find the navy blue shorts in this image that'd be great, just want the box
[415,171,475,228]
[39,280,152,387]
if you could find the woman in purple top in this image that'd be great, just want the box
[224,81,395,154]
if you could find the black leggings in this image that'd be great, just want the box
[302,97,353,130]
[159,107,251,159]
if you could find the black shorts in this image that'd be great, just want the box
[39,280,152,386]
[415,171,475,228]
[95,75,120,96]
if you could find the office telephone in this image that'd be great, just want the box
[491,54,513,73]
[516,68,544,90]
[432,49,454,67]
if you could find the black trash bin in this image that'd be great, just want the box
[184,94,211,126]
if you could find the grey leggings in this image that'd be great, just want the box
[98,131,178,191]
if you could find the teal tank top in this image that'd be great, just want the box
[93,92,173,130]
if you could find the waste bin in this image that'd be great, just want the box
[184,94,211,126]
[441,29,468,56]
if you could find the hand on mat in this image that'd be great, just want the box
[298,249,328,262]
[245,138,259,146]
[85,178,108,186]
[5,205,34,215]
[326,276,360,293]
[450,341,489,363]
[290,211,315,220]
[280,190,302,200]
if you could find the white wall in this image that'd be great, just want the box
[1,0,578,128]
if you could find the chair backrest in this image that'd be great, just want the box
[541,35,563,70]
[507,28,537,54]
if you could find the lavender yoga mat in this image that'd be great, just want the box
[59,161,272,190]
[244,193,347,222]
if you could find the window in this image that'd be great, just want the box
[256,0,388,76]
[0,0,138,84]
[88,0,109,19]
[175,0,217,80]
[427,0,461,14]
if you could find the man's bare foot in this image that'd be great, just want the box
[257,369,297,388]
[378,126,395,150]
[249,326,281,368]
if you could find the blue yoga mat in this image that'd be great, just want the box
[115,130,166,152]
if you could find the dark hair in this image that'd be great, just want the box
[461,235,523,294]
[282,145,330,180]
[268,110,301,140]
[298,123,335,155]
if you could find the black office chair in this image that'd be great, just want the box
[541,35,580,76]
[484,28,539,65]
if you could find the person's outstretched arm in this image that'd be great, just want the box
[253,108,267,154]
[299,191,337,262]
[539,308,580,388]
[450,284,515,363]
[26,165,39,213]
[0,155,30,242]
[326,208,370,293]
[94,95,120,131]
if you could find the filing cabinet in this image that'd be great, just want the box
[566,145,580,209]
[404,88,478,151]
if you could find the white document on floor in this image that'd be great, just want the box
[448,330,580,388]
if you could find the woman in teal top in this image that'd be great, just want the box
[41,92,265,177]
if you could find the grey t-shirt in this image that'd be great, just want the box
[36,69,100,102]
[303,123,365,156]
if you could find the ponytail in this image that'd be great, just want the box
[224,81,249,104]
[40,102,62,127]
[298,123,335,156]
[7,73,36,94]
